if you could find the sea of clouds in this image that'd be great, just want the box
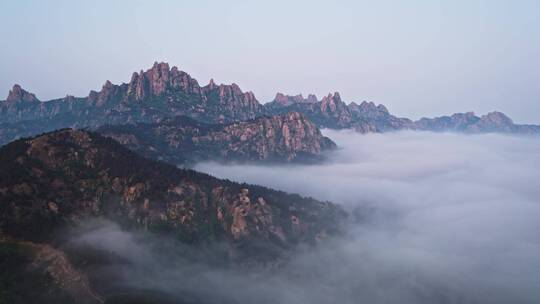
[75,130,540,304]
[193,130,540,303]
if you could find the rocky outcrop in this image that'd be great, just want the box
[266,93,318,109]
[6,84,40,103]
[98,112,336,165]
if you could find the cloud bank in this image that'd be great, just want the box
[68,130,540,303]
[193,130,540,303]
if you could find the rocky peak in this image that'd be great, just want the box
[202,81,259,108]
[464,111,515,133]
[449,111,475,119]
[272,93,308,106]
[376,104,389,113]
[306,94,318,103]
[333,91,342,102]
[89,80,123,107]
[274,92,289,105]
[125,62,202,101]
[5,84,39,103]
[320,92,343,112]
[413,110,521,133]
[447,112,478,124]
[350,101,390,115]
[271,93,319,107]
[244,90,257,103]
[480,111,513,125]
[208,78,216,90]
[217,83,239,99]
[359,101,376,110]
[291,94,306,103]
[103,80,114,89]
[229,83,243,95]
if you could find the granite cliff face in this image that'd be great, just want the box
[0,129,345,302]
[98,112,336,165]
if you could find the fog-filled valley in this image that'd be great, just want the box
[182,130,540,303]
[59,130,540,304]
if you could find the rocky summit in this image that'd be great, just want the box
[265,92,318,109]
[97,111,336,165]
[0,129,345,303]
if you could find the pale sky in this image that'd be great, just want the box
[1,0,539,123]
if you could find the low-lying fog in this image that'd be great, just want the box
[193,130,540,303]
[76,130,540,304]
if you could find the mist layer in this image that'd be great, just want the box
[191,130,540,303]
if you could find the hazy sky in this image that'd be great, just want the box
[1,0,539,123]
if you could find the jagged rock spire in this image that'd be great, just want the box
[6,84,39,103]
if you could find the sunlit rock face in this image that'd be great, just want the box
[98,111,336,165]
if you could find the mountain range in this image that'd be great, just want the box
[1,62,538,149]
